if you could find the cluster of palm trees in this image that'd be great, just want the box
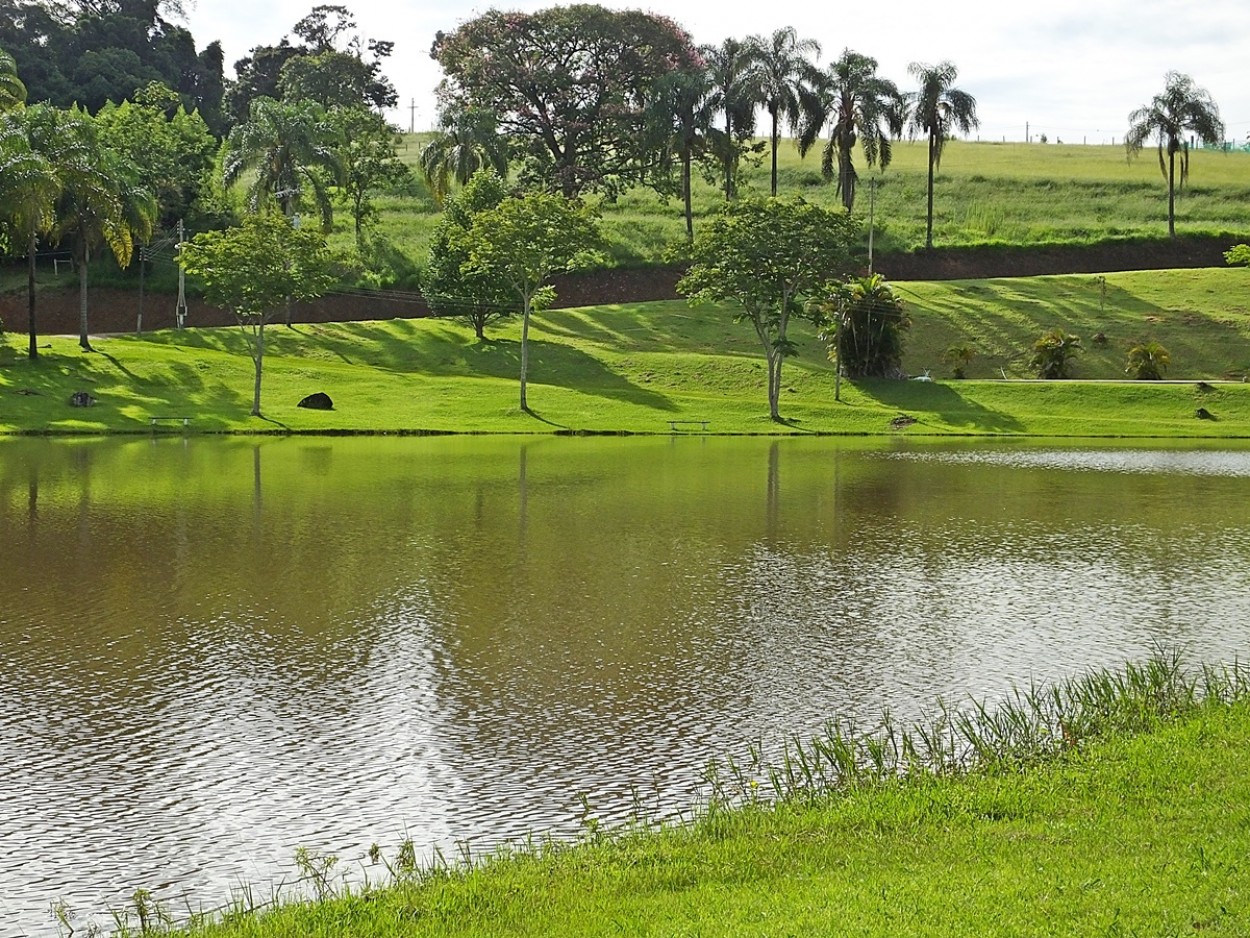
[420,27,980,250]
[1,50,156,359]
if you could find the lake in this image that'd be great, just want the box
[2,436,1249,935]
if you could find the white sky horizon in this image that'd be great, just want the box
[182,0,1250,147]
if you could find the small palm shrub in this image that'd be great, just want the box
[1125,340,1171,380]
[941,343,975,378]
[1030,328,1082,379]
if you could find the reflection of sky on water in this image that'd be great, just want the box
[1,437,1248,935]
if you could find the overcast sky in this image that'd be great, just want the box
[183,0,1250,146]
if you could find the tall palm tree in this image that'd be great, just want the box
[1,105,75,359]
[907,61,978,249]
[702,38,762,200]
[0,46,27,112]
[418,106,509,206]
[798,50,905,212]
[1125,72,1225,238]
[745,27,823,196]
[48,109,156,352]
[648,67,717,240]
[224,97,343,230]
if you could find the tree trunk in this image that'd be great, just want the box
[770,107,780,197]
[77,241,92,352]
[767,349,782,421]
[1167,146,1176,238]
[840,148,854,212]
[519,295,531,412]
[26,231,37,361]
[723,114,734,200]
[682,146,694,241]
[926,131,936,250]
[252,320,265,417]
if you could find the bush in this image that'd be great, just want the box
[1225,244,1250,267]
[825,274,910,378]
[941,343,975,379]
[1125,340,1171,380]
[1030,328,1082,379]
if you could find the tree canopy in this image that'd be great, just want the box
[907,60,978,249]
[431,4,702,198]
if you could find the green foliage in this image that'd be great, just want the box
[424,170,515,339]
[1125,339,1171,380]
[0,44,26,112]
[941,343,975,378]
[680,196,858,418]
[327,105,408,247]
[700,38,763,201]
[745,27,823,197]
[417,106,508,206]
[1030,327,1083,379]
[908,60,979,249]
[1225,244,1250,266]
[825,274,911,378]
[432,4,701,198]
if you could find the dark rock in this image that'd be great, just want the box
[298,392,334,410]
[890,414,918,430]
[1196,407,1216,420]
[69,390,95,407]
[1196,381,1214,393]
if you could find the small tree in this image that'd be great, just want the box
[178,213,335,416]
[825,273,910,378]
[942,343,975,379]
[424,170,515,340]
[454,191,602,411]
[678,197,858,420]
[1125,341,1170,380]
[1030,328,1082,379]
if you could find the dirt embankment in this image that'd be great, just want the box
[2,235,1240,336]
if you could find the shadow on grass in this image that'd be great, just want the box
[854,378,1025,433]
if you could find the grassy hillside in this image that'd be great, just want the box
[366,136,1250,274]
[2,268,1249,437]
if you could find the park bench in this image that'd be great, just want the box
[149,416,192,429]
[668,419,710,433]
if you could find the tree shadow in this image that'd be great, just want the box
[854,378,1025,433]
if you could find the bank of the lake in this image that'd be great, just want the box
[2,267,1250,437]
[153,659,1250,937]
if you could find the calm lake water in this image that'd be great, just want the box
[2,436,1250,934]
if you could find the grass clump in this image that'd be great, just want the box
[108,651,1250,937]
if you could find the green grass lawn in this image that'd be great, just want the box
[363,136,1250,274]
[2,267,1249,437]
[136,657,1250,937]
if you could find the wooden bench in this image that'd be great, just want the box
[668,419,710,433]
[150,416,192,428]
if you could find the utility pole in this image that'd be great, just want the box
[867,178,876,274]
[834,294,845,402]
[409,98,416,133]
[1026,121,1030,144]
[175,219,188,330]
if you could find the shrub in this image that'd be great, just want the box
[1030,328,1082,379]
[1225,244,1250,266]
[1125,340,1171,380]
[941,343,975,378]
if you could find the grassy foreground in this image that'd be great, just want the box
[2,267,1249,437]
[124,655,1250,937]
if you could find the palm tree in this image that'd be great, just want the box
[224,97,343,230]
[48,109,156,351]
[745,27,823,196]
[907,61,978,249]
[798,50,905,212]
[702,38,762,200]
[1,105,75,359]
[648,67,717,240]
[0,46,27,112]
[418,106,509,206]
[1125,72,1225,238]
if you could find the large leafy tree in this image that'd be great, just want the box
[799,50,904,212]
[424,170,515,340]
[1125,72,1225,239]
[432,4,701,198]
[907,60,978,250]
[702,37,763,201]
[224,96,343,229]
[678,197,859,421]
[178,212,335,416]
[744,27,822,197]
[47,107,156,351]
[453,191,602,410]
[417,105,509,206]
[94,82,215,226]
